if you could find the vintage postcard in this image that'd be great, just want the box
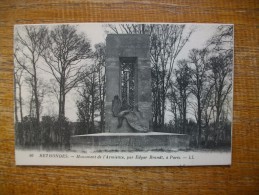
[14,23,233,166]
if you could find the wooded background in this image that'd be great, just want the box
[0,0,258,194]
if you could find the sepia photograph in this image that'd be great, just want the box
[14,23,234,166]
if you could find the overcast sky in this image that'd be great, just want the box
[16,23,222,122]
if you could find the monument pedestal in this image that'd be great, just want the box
[70,132,190,152]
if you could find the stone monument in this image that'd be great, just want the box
[105,34,152,133]
[70,34,190,152]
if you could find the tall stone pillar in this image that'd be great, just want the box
[105,34,152,133]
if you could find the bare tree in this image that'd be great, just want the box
[201,79,215,147]
[94,43,106,132]
[207,25,233,55]
[14,65,25,146]
[76,98,90,134]
[168,60,191,134]
[77,66,100,134]
[89,67,99,132]
[206,25,233,145]
[209,54,232,144]
[42,25,92,120]
[151,25,193,127]
[76,43,106,134]
[14,72,19,123]
[14,65,24,123]
[25,77,47,119]
[188,48,212,146]
[14,26,48,127]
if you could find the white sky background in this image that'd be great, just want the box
[16,23,222,122]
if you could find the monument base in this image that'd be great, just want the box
[70,132,190,152]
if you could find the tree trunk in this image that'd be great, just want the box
[161,92,165,127]
[91,89,95,132]
[197,96,202,147]
[62,93,66,118]
[215,105,220,145]
[183,101,186,134]
[101,75,105,133]
[153,91,158,127]
[205,125,209,147]
[87,96,90,134]
[98,67,104,133]
[33,76,40,126]
[32,59,40,127]
[59,76,66,119]
[59,87,62,120]
[173,104,178,133]
[14,75,19,123]
[58,76,66,146]
[141,24,145,34]
[158,90,161,127]
[161,66,166,127]
[18,83,23,123]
